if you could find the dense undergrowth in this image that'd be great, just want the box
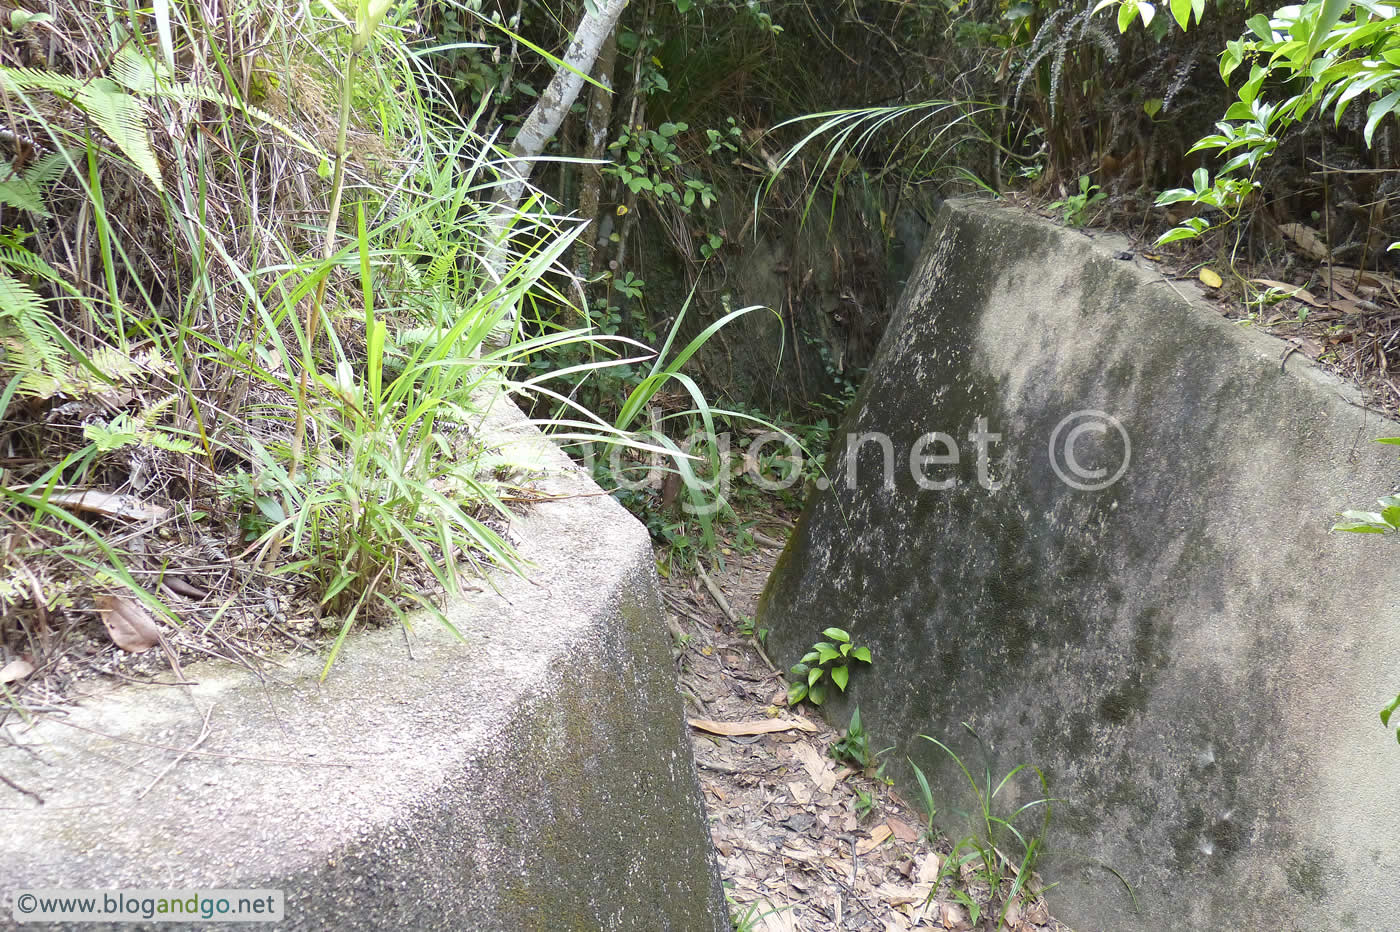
[0,0,719,692]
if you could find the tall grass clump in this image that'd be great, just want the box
[0,0,701,682]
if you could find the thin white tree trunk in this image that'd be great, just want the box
[495,0,627,213]
[484,0,627,341]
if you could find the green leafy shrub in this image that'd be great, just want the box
[788,627,872,706]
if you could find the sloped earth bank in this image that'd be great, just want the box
[661,531,1067,932]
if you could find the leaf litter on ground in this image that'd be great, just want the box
[662,521,1067,931]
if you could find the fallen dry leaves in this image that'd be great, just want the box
[667,540,1066,932]
[95,594,162,653]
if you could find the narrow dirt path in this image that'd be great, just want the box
[658,534,1067,932]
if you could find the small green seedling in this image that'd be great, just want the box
[1047,174,1106,227]
[788,627,872,706]
[830,705,892,776]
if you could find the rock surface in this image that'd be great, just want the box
[759,198,1400,931]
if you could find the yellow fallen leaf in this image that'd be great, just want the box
[688,717,811,737]
[856,823,893,855]
[1199,267,1223,289]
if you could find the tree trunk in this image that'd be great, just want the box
[494,0,628,214]
[483,0,628,341]
[574,24,620,285]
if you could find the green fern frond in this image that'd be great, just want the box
[79,79,163,190]
[0,64,85,97]
[0,270,48,322]
[137,394,178,427]
[109,47,325,160]
[0,65,164,190]
[85,409,195,455]
[425,246,459,288]
[0,152,65,216]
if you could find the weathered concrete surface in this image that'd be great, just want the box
[1,398,726,931]
[758,199,1400,931]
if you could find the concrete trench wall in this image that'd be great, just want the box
[758,199,1400,931]
[0,399,726,931]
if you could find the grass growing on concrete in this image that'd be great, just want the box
[0,1,722,691]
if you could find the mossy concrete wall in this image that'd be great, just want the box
[0,400,726,931]
[759,199,1400,931]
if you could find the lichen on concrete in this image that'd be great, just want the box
[0,399,726,932]
[759,198,1400,931]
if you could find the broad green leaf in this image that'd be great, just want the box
[816,644,841,663]
[832,665,850,691]
[1247,13,1274,41]
[809,666,825,686]
[852,646,872,663]
[1309,0,1353,59]
[1364,88,1400,145]
[1138,1,1155,28]
[1118,0,1136,33]
[1382,693,1400,727]
[1155,225,1206,245]
[1170,0,1190,28]
[823,627,851,642]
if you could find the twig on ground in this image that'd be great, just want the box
[695,563,779,674]
[137,703,215,799]
[0,769,44,805]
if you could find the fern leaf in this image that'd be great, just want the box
[79,79,163,190]
[109,46,167,95]
[0,174,48,216]
[0,270,48,322]
[425,246,459,288]
[0,152,66,216]
[137,394,177,427]
[0,64,86,97]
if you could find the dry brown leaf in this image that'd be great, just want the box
[1250,278,1322,306]
[941,901,970,930]
[793,741,837,792]
[96,593,162,652]
[856,823,893,855]
[874,882,924,906]
[688,717,811,736]
[0,658,35,683]
[49,490,169,523]
[1280,222,1330,261]
[915,851,942,884]
[886,817,921,844]
[787,781,813,805]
